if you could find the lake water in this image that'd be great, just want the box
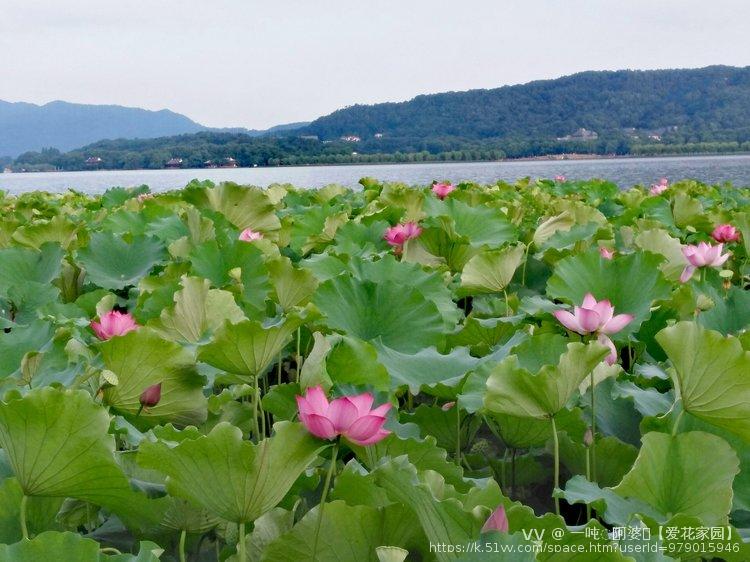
[2,154,750,194]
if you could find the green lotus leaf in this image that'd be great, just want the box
[0,388,165,531]
[539,222,604,255]
[197,317,302,381]
[137,421,325,523]
[533,211,576,247]
[301,334,391,391]
[247,507,295,561]
[639,513,750,562]
[405,404,480,452]
[559,476,662,526]
[484,339,608,419]
[673,192,710,230]
[11,215,78,250]
[189,238,272,314]
[614,431,739,526]
[148,276,245,344]
[591,377,644,447]
[313,276,445,353]
[159,497,220,534]
[77,232,165,289]
[267,256,318,311]
[261,501,419,562]
[558,434,638,488]
[350,434,467,491]
[347,255,461,329]
[697,285,750,335]
[0,532,162,561]
[100,328,207,426]
[416,226,477,271]
[370,456,500,562]
[448,316,522,356]
[0,243,63,297]
[374,343,482,393]
[330,219,390,257]
[0,478,63,543]
[546,249,671,335]
[183,181,281,233]
[634,228,687,281]
[640,196,676,228]
[489,408,587,449]
[459,244,526,295]
[287,202,348,254]
[0,321,54,378]
[423,197,518,248]
[734,211,750,256]
[656,321,750,441]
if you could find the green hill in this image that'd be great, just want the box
[300,65,750,156]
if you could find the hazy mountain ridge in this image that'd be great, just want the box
[0,99,309,158]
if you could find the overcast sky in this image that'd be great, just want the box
[2,1,749,129]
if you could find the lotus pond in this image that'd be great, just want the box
[0,177,749,561]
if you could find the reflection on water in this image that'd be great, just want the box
[2,154,750,194]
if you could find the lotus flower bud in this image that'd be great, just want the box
[481,505,509,533]
[139,383,162,408]
[584,427,594,447]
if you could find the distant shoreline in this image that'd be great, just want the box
[6,150,750,175]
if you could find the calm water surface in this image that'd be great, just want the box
[2,154,750,194]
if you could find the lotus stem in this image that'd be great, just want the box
[251,376,260,442]
[238,522,246,562]
[20,494,28,540]
[296,327,303,374]
[510,448,516,498]
[313,441,339,561]
[521,243,530,286]
[455,405,461,465]
[277,351,282,386]
[500,447,508,490]
[589,369,596,483]
[502,289,510,317]
[551,415,560,517]
[585,448,592,521]
[179,529,187,562]
[258,384,266,439]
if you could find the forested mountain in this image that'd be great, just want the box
[300,65,750,154]
[10,66,750,170]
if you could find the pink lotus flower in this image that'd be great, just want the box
[711,224,740,243]
[482,505,509,533]
[554,175,566,183]
[296,386,392,446]
[136,193,153,203]
[384,222,422,249]
[598,247,615,260]
[238,228,264,242]
[553,293,634,365]
[91,310,139,340]
[680,242,731,283]
[432,182,455,200]
[649,178,669,195]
